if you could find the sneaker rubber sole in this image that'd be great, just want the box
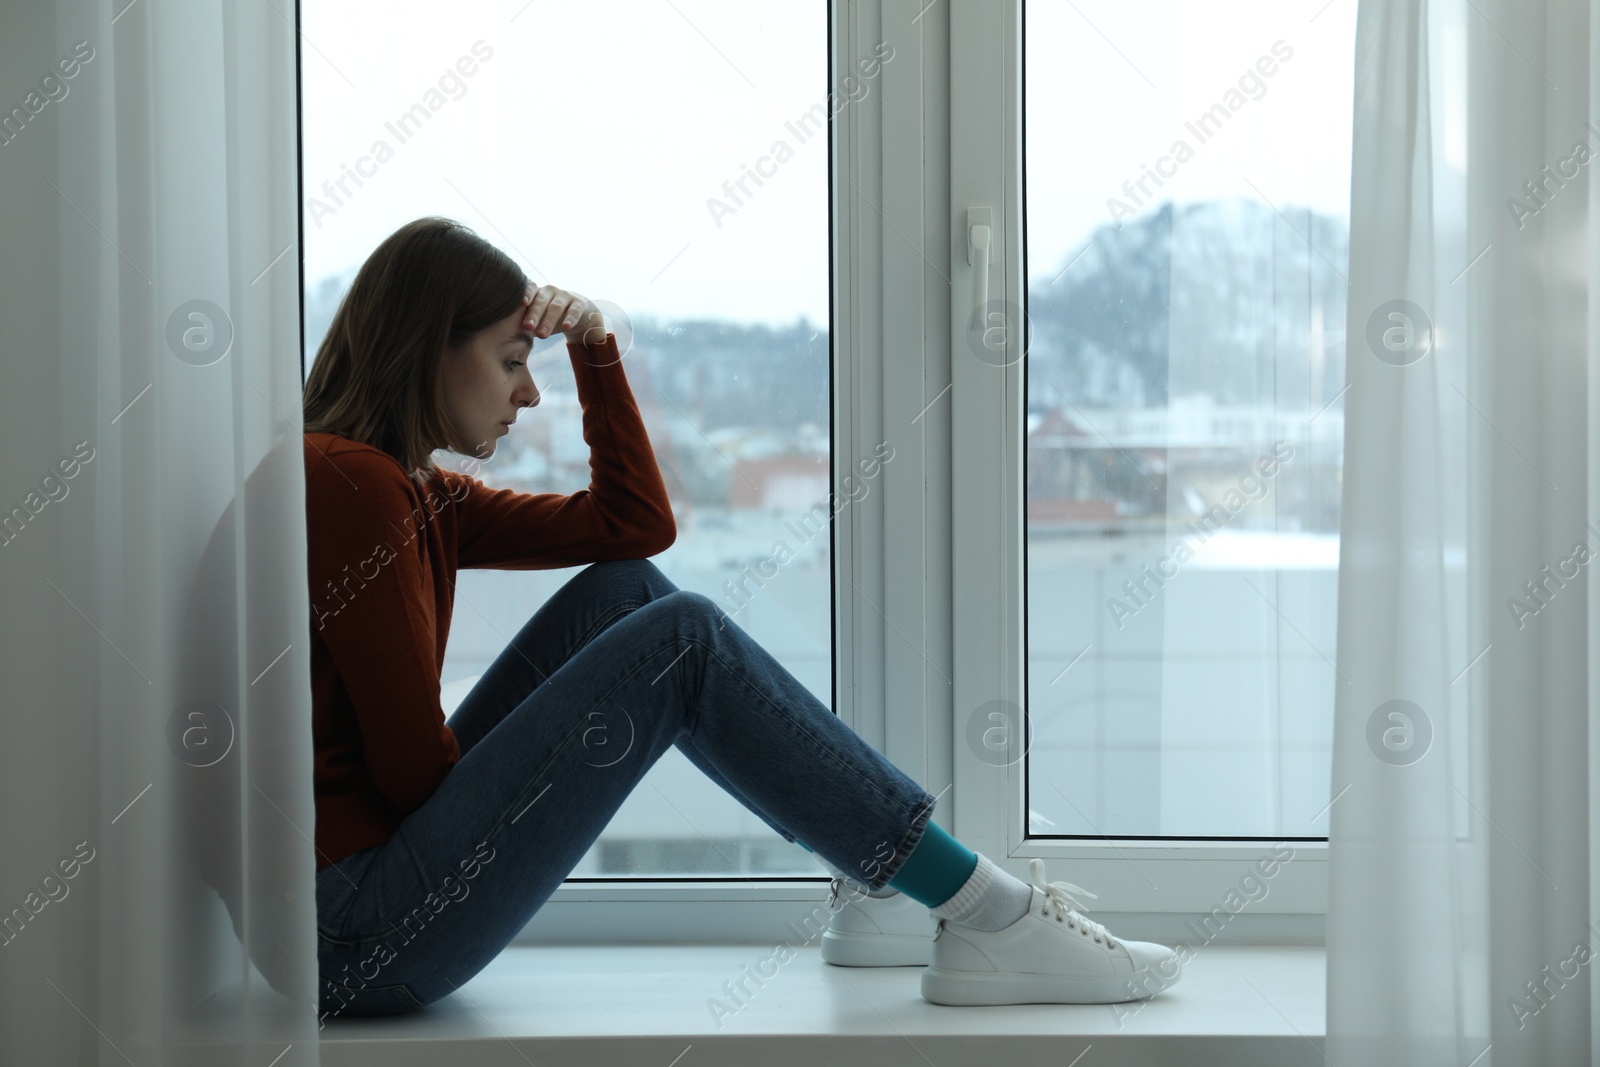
[820,929,931,967]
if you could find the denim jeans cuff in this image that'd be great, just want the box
[868,789,938,892]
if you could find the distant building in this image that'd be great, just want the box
[725,455,829,510]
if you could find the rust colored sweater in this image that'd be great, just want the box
[304,334,676,870]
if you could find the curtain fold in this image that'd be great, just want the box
[0,1,320,1064]
[1330,0,1595,1063]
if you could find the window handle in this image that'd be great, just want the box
[967,207,992,314]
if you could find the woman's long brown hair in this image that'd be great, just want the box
[302,216,527,486]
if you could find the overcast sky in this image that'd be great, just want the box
[301,0,1357,329]
[1025,0,1357,280]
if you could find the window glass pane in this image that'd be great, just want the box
[302,0,830,877]
[1023,1,1357,838]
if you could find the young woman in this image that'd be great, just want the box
[302,216,1181,1021]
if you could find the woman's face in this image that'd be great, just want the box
[440,303,542,458]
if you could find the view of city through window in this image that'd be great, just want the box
[1023,1,1357,839]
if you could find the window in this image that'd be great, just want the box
[1021,0,1357,841]
[301,0,832,880]
[942,0,1355,918]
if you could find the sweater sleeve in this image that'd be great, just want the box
[306,449,459,813]
[450,333,678,570]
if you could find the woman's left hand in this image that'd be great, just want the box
[522,283,606,346]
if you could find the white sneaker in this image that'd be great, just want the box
[920,859,1181,1005]
[819,879,934,967]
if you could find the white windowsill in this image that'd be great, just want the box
[317,942,1325,1067]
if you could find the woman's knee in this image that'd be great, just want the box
[610,589,731,649]
[584,557,672,585]
[663,589,733,631]
[578,557,678,601]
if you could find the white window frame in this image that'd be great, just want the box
[946,0,1326,926]
[517,0,1328,945]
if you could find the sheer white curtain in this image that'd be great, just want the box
[1329,0,1595,1063]
[0,1,319,1064]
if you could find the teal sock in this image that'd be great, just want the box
[798,825,982,908]
[885,821,978,909]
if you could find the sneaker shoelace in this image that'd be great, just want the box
[1029,858,1117,948]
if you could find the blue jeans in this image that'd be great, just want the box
[314,558,937,1019]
